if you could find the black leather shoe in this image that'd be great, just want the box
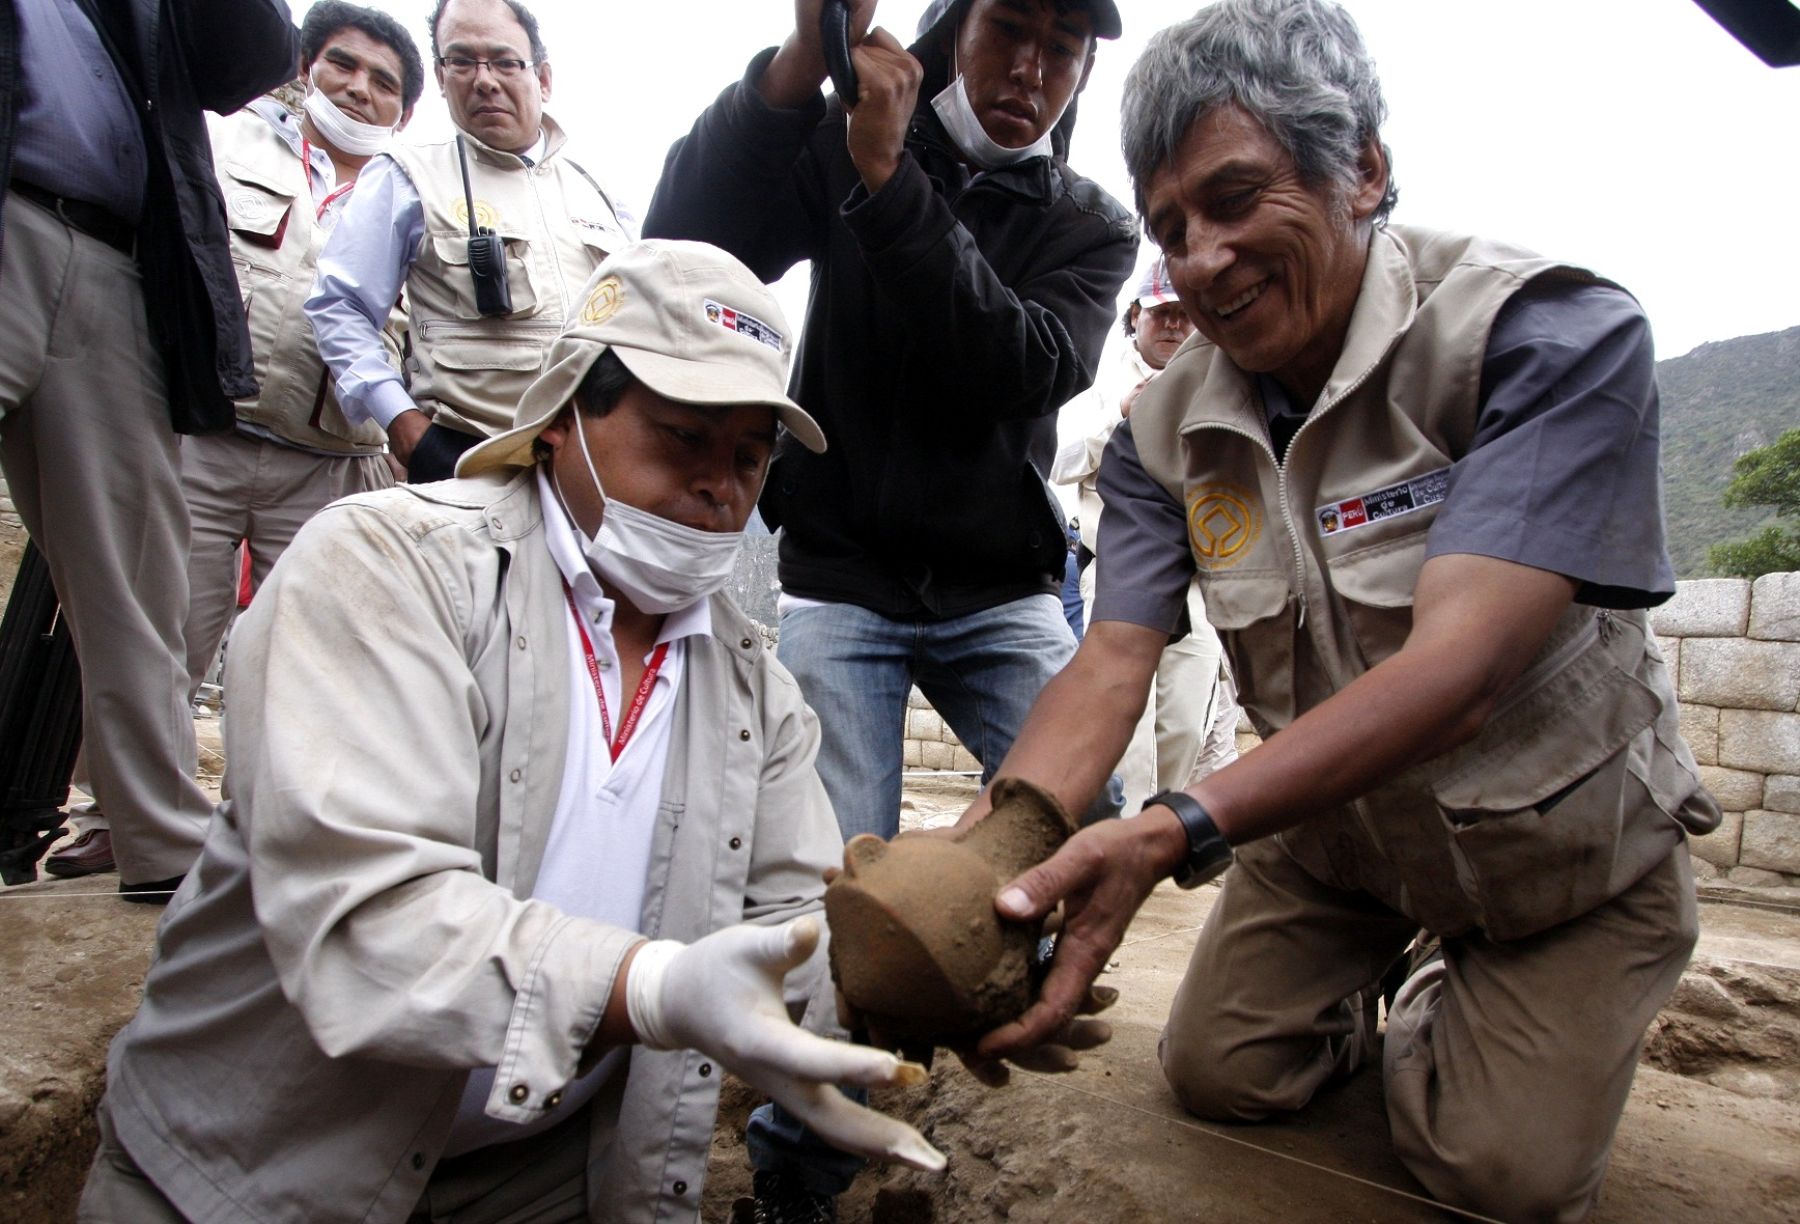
[740,1171,837,1224]
[119,875,185,905]
[43,828,116,878]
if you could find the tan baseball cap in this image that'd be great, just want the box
[457,240,825,477]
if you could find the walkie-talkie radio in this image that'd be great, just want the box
[455,135,512,318]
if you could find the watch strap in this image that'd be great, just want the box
[1144,790,1233,889]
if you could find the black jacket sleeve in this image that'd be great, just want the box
[173,0,299,115]
[644,49,830,284]
[843,153,1135,422]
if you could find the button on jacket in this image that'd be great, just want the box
[101,470,842,1223]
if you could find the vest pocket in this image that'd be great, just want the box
[1423,624,1678,940]
[1323,530,1428,669]
[429,232,541,320]
[1198,572,1297,731]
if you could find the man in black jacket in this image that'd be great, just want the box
[647,0,1132,833]
[0,0,298,897]
[645,0,1133,1214]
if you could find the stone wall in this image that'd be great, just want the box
[903,687,982,774]
[1653,574,1800,887]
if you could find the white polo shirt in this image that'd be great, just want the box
[445,466,713,1155]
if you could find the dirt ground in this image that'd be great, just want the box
[2,767,1799,1221]
[699,775,1800,1224]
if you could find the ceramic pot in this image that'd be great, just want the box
[824,777,1074,1043]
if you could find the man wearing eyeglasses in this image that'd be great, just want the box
[307,0,634,483]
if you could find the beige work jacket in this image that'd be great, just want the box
[101,470,841,1223]
[211,106,399,453]
[1130,225,1717,940]
[389,117,631,438]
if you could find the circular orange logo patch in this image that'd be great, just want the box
[451,199,499,231]
[1186,484,1262,569]
[581,276,624,326]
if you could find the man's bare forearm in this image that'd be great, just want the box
[1191,554,1577,845]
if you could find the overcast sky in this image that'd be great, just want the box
[328,0,1800,362]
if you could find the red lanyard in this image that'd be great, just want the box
[564,585,669,761]
[300,138,355,220]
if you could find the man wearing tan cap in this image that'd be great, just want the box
[81,240,943,1224]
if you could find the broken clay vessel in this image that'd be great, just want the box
[824,777,1075,1044]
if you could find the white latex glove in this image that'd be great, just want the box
[626,916,947,1172]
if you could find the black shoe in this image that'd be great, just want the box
[119,875,185,905]
[742,1170,838,1224]
[1380,931,1443,1015]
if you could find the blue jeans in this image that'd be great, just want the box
[776,593,1117,840]
[749,595,1121,1194]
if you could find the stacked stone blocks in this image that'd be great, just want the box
[1652,575,1800,886]
[902,687,981,774]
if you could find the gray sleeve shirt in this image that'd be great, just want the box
[1090,277,1676,633]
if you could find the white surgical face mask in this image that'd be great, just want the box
[553,404,744,614]
[302,80,397,158]
[929,62,1058,170]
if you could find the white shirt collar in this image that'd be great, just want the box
[250,96,337,201]
[535,466,712,646]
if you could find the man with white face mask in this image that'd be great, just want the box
[82,240,945,1224]
[646,1,1133,1216]
[166,3,422,720]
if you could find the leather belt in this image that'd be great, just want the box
[10,181,136,255]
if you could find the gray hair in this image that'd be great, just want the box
[1120,0,1398,223]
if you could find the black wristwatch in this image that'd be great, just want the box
[1144,790,1233,889]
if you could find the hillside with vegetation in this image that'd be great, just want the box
[1658,325,1800,577]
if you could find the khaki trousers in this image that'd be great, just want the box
[1159,834,1696,1223]
[0,191,211,882]
[180,429,390,701]
[80,1095,590,1224]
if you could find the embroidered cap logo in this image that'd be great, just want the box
[582,276,625,326]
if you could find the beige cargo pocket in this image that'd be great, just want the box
[1426,624,1676,941]
[222,177,294,379]
[429,232,541,320]
[1323,530,1428,669]
[1196,571,1297,731]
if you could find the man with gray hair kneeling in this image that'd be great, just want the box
[80,240,943,1224]
[957,2,1718,1221]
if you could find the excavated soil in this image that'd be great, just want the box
[707,776,1800,1223]
[3,767,1799,1221]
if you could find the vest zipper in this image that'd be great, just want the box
[1266,357,1390,638]
[1185,420,1311,629]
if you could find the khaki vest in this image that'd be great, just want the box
[212,108,397,454]
[1131,225,1718,940]
[388,116,629,438]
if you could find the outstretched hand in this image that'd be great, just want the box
[976,817,1179,1061]
[629,917,945,1172]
